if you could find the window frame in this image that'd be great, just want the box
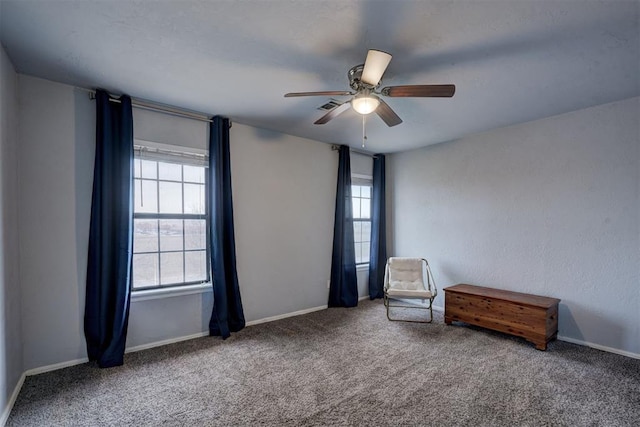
[352,175,373,266]
[132,143,211,292]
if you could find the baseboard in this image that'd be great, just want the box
[126,304,335,350]
[125,331,210,354]
[15,302,361,384]
[422,306,639,359]
[131,305,333,349]
[0,372,25,426]
[24,357,89,376]
[18,308,640,372]
[20,304,330,380]
[246,304,328,326]
[557,335,640,360]
[246,297,375,327]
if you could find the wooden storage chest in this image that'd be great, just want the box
[444,284,560,350]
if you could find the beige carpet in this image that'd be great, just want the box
[8,299,640,426]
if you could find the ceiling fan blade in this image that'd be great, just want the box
[314,102,351,125]
[375,99,403,127]
[284,91,352,98]
[361,49,392,86]
[381,84,456,98]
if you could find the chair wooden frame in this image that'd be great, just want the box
[383,258,437,323]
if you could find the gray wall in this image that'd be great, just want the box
[16,75,349,369]
[17,76,94,370]
[231,124,336,320]
[0,45,23,418]
[388,97,640,355]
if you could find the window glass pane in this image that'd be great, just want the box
[134,179,158,213]
[352,185,360,198]
[352,198,361,218]
[133,253,159,288]
[353,221,362,243]
[185,250,207,282]
[361,221,371,243]
[184,183,205,214]
[159,220,183,252]
[159,181,183,213]
[185,220,206,250]
[134,159,157,179]
[134,219,158,253]
[160,252,184,285]
[354,242,363,264]
[361,198,371,219]
[184,165,205,184]
[361,242,370,264]
[361,186,371,198]
[158,162,182,181]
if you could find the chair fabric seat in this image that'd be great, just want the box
[383,257,437,323]
[386,288,433,299]
[388,279,424,290]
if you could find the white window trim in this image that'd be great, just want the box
[132,139,210,294]
[352,176,373,266]
[131,282,212,302]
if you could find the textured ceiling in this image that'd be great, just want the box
[1,0,638,153]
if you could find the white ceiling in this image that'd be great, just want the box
[1,0,638,153]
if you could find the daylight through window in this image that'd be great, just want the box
[132,148,209,290]
[352,184,372,265]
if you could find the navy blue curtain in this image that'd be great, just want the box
[208,116,245,338]
[368,154,387,299]
[329,145,358,307]
[84,90,134,368]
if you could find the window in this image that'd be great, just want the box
[352,184,371,265]
[132,146,209,291]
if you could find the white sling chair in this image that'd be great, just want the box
[383,257,437,323]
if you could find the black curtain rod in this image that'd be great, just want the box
[331,145,377,158]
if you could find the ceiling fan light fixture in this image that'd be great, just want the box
[352,95,380,115]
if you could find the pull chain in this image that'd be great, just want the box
[362,114,368,148]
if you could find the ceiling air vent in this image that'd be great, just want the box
[317,99,343,111]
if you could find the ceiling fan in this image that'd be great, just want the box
[284,49,455,127]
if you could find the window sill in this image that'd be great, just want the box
[356,264,369,272]
[131,283,212,302]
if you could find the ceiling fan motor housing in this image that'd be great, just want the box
[348,64,379,91]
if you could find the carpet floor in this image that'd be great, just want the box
[7,299,640,426]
